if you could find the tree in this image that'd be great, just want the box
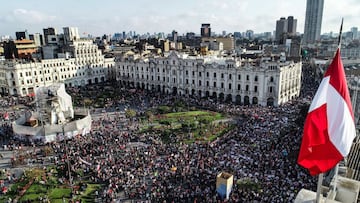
[125,109,137,119]
[145,110,154,122]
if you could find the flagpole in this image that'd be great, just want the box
[332,18,344,196]
[316,173,323,203]
[337,18,343,49]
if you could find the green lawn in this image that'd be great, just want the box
[1,166,102,203]
[141,110,232,144]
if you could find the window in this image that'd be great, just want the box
[270,76,274,82]
[206,81,209,86]
[229,74,232,80]
[254,76,258,82]
[228,83,232,89]
[199,72,202,77]
[246,75,249,80]
[206,72,209,77]
[186,79,189,84]
[199,80,202,86]
[186,70,188,75]
[246,85,249,91]
[221,83,224,88]
[269,86,273,93]
[213,73,216,78]
[221,73,224,78]
[238,74,241,80]
[214,82,217,87]
[254,86,258,92]
[192,80,195,84]
[173,78,176,83]
[238,84,241,90]
[192,71,195,76]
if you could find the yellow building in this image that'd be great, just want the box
[15,39,38,59]
[202,36,234,51]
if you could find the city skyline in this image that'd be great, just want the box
[0,0,359,37]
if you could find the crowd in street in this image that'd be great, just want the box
[49,96,316,202]
[0,61,321,202]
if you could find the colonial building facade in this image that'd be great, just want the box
[115,52,302,106]
[0,39,115,96]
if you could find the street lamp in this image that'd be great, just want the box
[62,124,73,198]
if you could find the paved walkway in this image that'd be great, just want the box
[0,149,13,169]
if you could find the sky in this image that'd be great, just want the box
[0,0,360,37]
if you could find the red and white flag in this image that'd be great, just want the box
[298,48,356,176]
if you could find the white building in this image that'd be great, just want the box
[63,27,80,44]
[115,52,302,106]
[0,38,115,96]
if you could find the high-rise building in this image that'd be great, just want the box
[351,27,358,40]
[303,0,324,44]
[245,30,254,40]
[275,17,288,43]
[275,16,298,44]
[201,24,211,38]
[43,27,57,45]
[287,16,297,35]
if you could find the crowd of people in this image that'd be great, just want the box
[0,61,321,202]
[49,97,316,202]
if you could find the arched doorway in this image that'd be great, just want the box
[244,96,250,105]
[172,87,177,96]
[225,94,232,103]
[95,78,99,84]
[252,97,258,105]
[212,92,217,100]
[267,98,274,106]
[235,95,241,105]
[219,93,224,101]
[205,91,210,98]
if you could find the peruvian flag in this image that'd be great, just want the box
[298,48,356,176]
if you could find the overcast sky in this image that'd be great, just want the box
[0,0,359,37]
